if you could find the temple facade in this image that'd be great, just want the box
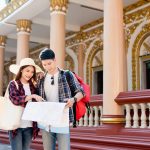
[0,0,150,149]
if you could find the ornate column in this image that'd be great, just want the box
[101,0,127,132]
[0,36,7,96]
[78,44,85,79]
[16,19,32,64]
[50,0,68,68]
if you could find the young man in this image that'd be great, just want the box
[37,48,84,150]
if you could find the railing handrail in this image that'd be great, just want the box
[89,94,103,106]
[115,90,150,105]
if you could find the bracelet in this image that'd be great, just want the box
[73,97,77,103]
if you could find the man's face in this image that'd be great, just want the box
[41,59,56,73]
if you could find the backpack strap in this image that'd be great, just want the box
[65,71,76,97]
[65,70,71,84]
[65,71,77,128]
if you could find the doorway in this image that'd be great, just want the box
[146,61,150,89]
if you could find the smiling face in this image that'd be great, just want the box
[20,66,35,83]
[15,65,36,83]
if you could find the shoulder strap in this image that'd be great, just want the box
[4,80,19,97]
[13,80,19,90]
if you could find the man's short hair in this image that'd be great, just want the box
[39,48,55,60]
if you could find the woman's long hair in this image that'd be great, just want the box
[15,65,37,83]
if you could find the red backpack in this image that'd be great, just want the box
[73,73,90,120]
[65,71,91,125]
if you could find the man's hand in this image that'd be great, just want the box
[65,98,74,108]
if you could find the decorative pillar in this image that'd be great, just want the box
[0,36,6,96]
[101,0,127,130]
[78,44,85,79]
[16,19,32,64]
[50,0,68,68]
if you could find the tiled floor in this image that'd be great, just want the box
[0,143,34,150]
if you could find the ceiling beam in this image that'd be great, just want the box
[7,34,50,44]
[70,0,104,11]
[33,19,80,32]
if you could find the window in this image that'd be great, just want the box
[92,67,103,94]
[97,71,103,94]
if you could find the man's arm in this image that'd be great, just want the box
[65,71,85,107]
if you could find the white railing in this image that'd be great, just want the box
[77,105,102,127]
[124,103,149,128]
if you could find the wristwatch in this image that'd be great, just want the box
[73,97,77,103]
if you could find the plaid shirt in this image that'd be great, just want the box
[8,80,39,139]
[37,69,84,122]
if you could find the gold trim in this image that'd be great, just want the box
[86,40,103,92]
[0,0,28,21]
[65,55,74,72]
[81,1,150,31]
[66,26,103,47]
[125,22,142,48]
[0,36,7,47]
[50,0,68,13]
[140,54,150,60]
[16,19,32,33]
[71,45,78,53]
[124,6,150,25]
[124,0,150,12]
[66,31,76,37]
[101,118,125,123]
[66,1,150,38]
[81,18,103,31]
[132,24,150,90]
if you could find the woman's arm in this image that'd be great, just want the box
[9,81,26,106]
[9,81,44,107]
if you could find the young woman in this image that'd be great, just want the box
[8,58,44,150]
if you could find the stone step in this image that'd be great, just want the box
[1,128,150,150]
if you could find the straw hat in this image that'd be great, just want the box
[9,58,43,75]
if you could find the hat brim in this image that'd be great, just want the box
[9,64,43,75]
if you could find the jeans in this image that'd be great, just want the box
[9,127,33,150]
[42,130,70,150]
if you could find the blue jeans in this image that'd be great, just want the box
[42,130,70,150]
[9,127,33,150]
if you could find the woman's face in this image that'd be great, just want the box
[21,66,35,82]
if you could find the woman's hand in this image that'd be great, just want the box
[25,94,45,102]
[37,72,44,79]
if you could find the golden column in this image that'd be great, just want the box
[78,44,85,79]
[16,19,32,64]
[0,36,7,96]
[101,0,127,129]
[50,0,68,68]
